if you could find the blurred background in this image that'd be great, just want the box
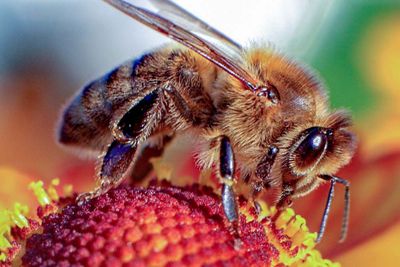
[0,1,399,266]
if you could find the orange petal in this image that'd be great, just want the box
[335,221,400,266]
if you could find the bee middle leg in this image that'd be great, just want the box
[129,80,211,183]
[219,136,240,241]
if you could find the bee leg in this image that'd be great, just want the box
[276,195,293,210]
[253,145,279,214]
[128,83,203,183]
[219,136,240,243]
[273,182,294,220]
[112,89,161,144]
[127,82,196,184]
[77,140,137,204]
[317,175,350,243]
[250,181,263,215]
[163,84,198,123]
[253,200,262,215]
[79,90,163,204]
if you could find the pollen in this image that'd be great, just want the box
[28,181,51,206]
[0,202,30,264]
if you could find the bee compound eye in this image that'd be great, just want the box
[294,127,328,169]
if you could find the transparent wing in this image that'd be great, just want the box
[104,0,258,90]
[148,0,242,52]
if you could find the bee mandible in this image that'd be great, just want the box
[58,0,357,242]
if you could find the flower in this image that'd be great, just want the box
[0,178,337,267]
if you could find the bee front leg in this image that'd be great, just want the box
[219,136,240,242]
[317,175,350,243]
[253,145,279,214]
[273,183,294,221]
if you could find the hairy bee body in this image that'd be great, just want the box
[59,0,356,243]
[60,44,354,203]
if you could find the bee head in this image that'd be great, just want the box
[287,111,357,177]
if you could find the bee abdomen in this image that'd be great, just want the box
[58,54,152,151]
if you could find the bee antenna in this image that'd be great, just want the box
[317,175,350,243]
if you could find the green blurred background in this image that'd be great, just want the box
[0,1,399,266]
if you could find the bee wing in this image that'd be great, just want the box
[104,0,258,90]
[148,0,241,52]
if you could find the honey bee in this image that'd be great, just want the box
[58,0,356,243]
